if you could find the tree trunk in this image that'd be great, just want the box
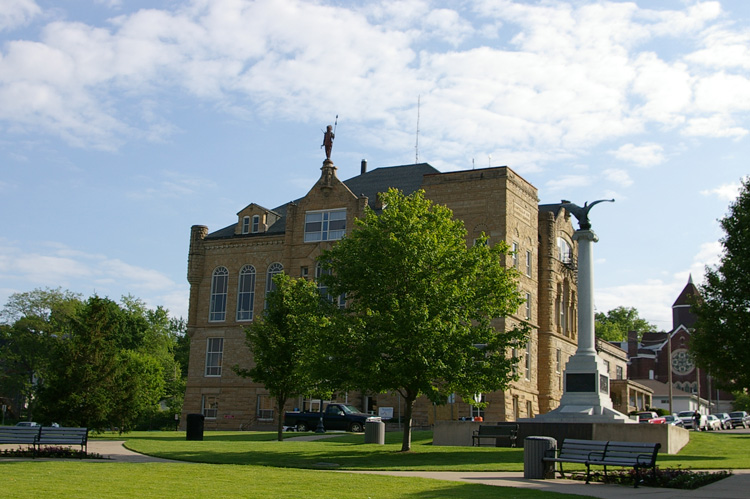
[276,397,287,441]
[400,391,416,452]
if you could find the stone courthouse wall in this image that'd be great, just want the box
[182,160,578,429]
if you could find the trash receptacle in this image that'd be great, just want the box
[364,420,385,444]
[186,413,205,441]
[524,436,557,479]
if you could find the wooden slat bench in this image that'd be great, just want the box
[472,423,519,447]
[543,438,660,488]
[0,426,41,448]
[37,427,89,454]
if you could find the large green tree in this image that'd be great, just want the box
[320,188,529,452]
[234,273,333,441]
[0,288,82,421]
[691,177,750,391]
[595,306,657,342]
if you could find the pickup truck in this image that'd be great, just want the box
[284,403,380,432]
[728,411,750,429]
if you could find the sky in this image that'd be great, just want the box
[1,0,748,331]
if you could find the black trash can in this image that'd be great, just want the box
[186,413,205,441]
[523,436,557,479]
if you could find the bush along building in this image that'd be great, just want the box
[622,276,733,414]
[182,157,581,429]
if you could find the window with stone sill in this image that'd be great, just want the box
[209,266,229,322]
[304,209,346,242]
[205,337,223,377]
[252,214,260,233]
[242,216,250,234]
[236,265,256,321]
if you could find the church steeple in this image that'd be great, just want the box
[672,274,700,330]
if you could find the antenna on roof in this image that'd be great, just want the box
[415,95,420,164]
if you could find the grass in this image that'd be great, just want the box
[114,429,750,471]
[0,461,578,499]
[2,429,747,498]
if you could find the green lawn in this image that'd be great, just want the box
[2,429,747,498]
[116,429,750,471]
[0,461,577,499]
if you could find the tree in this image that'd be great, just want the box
[691,177,750,391]
[234,273,332,441]
[320,188,529,452]
[0,288,82,421]
[595,306,656,342]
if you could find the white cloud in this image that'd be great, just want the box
[0,0,40,32]
[0,239,184,316]
[700,181,742,201]
[610,143,665,167]
[602,168,633,187]
[544,174,593,192]
[0,0,749,163]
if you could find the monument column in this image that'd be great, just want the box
[533,199,631,422]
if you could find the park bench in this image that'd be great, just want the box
[0,425,41,448]
[472,423,519,447]
[37,426,89,454]
[543,438,660,488]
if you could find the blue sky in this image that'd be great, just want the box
[1,0,748,330]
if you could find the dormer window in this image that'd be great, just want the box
[252,215,260,233]
[242,216,250,234]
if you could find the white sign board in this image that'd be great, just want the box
[378,407,394,420]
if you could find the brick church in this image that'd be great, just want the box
[181,157,583,429]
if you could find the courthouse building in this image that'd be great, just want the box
[182,157,581,429]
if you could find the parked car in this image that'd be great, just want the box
[728,411,750,429]
[677,410,707,430]
[649,414,684,427]
[283,403,380,432]
[637,411,659,423]
[713,413,732,430]
[706,414,723,431]
[14,421,39,427]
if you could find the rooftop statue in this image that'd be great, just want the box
[321,115,338,160]
[560,199,615,230]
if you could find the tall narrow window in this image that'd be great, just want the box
[242,216,250,234]
[525,250,532,276]
[265,262,283,307]
[525,340,532,381]
[252,214,260,233]
[525,292,531,320]
[205,337,224,376]
[315,263,345,308]
[557,237,571,263]
[526,400,533,418]
[556,348,562,373]
[237,265,256,321]
[511,242,519,268]
[304,209,346,242]
[209,266,229,322]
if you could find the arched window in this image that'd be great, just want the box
[242,216,250,234]
[209,266,229,322]
[265,263,283,307]
[237,265,256,321]
[252,215,260,233]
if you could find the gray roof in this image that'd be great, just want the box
[206,163,438,240]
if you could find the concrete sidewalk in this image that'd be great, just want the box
[344,469,750,498]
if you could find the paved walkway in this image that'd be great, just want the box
[5,440,750,497]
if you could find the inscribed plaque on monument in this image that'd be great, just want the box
[566,373,596,392]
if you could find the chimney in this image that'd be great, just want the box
[361,159,367,175]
